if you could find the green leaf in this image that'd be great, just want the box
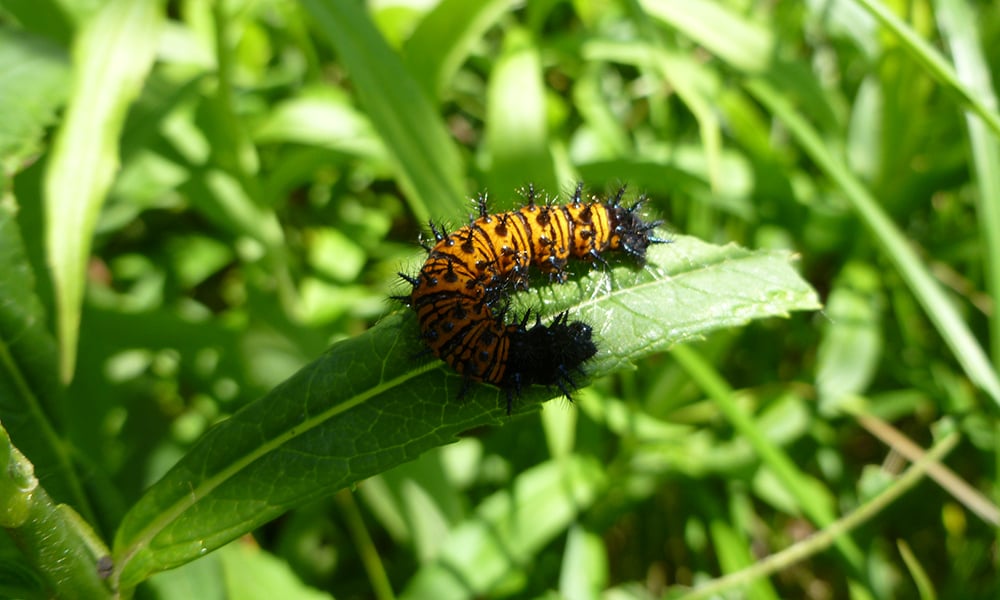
[0,0,75,46]
[558,525,608,600]
[638,0,774,73]
[220,543,331,600]
[709,509,782,600]
[484,27,558,198]
[43,0,163,383]
[936,0,1000,371]
[816,263,884,413]
[403,0,515,101]
[0,28,70,169]
[253,89,389,163]
[748,78,1000,408]
[400,456,607,598]
[854,0,1000,138]
[573,236,821,374]
[0,202,90,516]
[645,0,1000,416]
[300,0,466,223]
[110,235,818,587]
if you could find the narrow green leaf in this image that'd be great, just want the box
[853,0,1000,139]
[485,27,558,197]
[110,235,818,587]
[300,0,466,223]
[401,456,607,599]
[670,344,869,583]
[43,0,163,383]
[0,202,91,516]
[638,0,774,73]
[219,543,332,600]
[558,525,608,600]
[110,308,497,587]
[403,0,515,101]
[573,237,821,374]
[748,79,1000,407]
[935,0,1000,370]
[816,263,884,413]
[643,0,1000,413]
[253,90,389,162]
[896,539,937,600]
[710,516,781,600]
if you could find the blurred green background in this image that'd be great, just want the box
[1,0,998,598]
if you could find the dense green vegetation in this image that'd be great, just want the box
[1,0,998,598]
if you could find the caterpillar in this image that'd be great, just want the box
[398,183,663,411]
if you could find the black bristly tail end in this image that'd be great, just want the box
[501,311,598,414]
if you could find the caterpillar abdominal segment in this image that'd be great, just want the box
[399,183,665,412]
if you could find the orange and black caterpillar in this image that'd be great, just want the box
[397,183,664,411]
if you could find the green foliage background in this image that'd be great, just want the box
[1,0,998,599]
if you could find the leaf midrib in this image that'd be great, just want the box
[113,355,441,580]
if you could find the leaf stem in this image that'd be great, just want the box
[335,489,395,600]
[670,344,871,588]
[682,431,960,599]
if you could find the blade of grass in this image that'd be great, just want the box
[484,27,558,198]
[853,411,999,526]
[43,0,163,383]
[300,0,466,222]
[669,344,870,588]
[897,539,937,600]
[335,489,394,600]
[747,79,1000,407]
[400,456,607,599]
[582,38,724,192]
[558,525,608,600]
[851,0,1000,139]
[637,0,773,73]
[710,523,782,600]
[403,0,515,101]
[934,0,1000,370]
[210,1,260,189]
[684,431,960,599]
